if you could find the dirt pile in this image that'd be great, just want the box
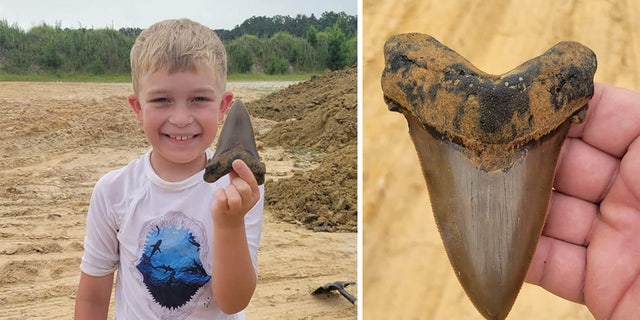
[249,67,358,232]
[248,67,357,122]
[0,95,145,165]
[266,144,357,232]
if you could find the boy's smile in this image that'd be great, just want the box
[128,66,233,181]
[169,135,196,141]
[165,134,198,145]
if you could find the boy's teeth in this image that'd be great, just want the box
[170,135,194,140]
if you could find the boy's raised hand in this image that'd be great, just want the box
[211,159,260,228]
[210,159,260,313]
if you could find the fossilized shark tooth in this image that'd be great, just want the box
[381,33,596,320]
[204,100,266,185]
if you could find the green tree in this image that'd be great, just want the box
[0,12,358,76]
[227,41,254,73]
[40,44,63,70]
[326,23,346,70]
[89,59,106,75]
[0,20,28,72]
[265,56,288,74]
[344,35,357,67]
[226,34,263,73]
[306,25,318,47]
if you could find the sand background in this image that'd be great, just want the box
[0,69,356,319]
[362,0,640,319]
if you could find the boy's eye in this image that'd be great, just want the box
[193,97,209,102]
[150,97,169,103]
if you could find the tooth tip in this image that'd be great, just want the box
[458,269,522,320]
[217,100,259,157]
[443,234,527,319]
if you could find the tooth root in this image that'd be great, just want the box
[381,34,596,319]
[204,100,266,184]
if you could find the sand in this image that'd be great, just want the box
[363,0,640,319]
[0,78,356,319]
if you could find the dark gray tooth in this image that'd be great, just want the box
[204,100,266,185]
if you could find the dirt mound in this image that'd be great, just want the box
[0,95,145,172]
[266,144,357,232]
[259,96,356,153]
[248,67,357,122]
[251,67,358,232]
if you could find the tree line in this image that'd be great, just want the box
[0,11,356,76]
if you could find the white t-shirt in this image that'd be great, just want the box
[80,149,264,319]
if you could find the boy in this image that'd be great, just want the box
[74,18,264,319]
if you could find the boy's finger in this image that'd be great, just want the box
[213,188,229,213]
[231,159,259,192]
[224,184,242,212]
[230,176,252,199]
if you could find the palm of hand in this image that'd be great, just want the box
[526,83,640,319]
[585,139,640,319]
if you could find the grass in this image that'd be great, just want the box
[227,72,316,82]
[0,72,318,83]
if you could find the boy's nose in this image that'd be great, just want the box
[169,105,194,127]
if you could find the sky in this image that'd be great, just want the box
[0,0,358,31]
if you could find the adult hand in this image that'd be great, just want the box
[526,83,640,319]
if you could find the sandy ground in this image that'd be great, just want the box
[0,81,356,319]
[363,0,640,319]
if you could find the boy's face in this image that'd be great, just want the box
[129,65,233,175]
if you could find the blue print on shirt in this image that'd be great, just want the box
[136,223,211,309]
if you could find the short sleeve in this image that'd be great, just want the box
[80,176,120,276]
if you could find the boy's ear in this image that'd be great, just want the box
[128,94,143,123]
[218,91,234,121]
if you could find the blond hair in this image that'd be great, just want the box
[130,18,227,94]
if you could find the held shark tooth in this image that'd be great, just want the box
[204,100,266,185]
[381,34,596,320]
